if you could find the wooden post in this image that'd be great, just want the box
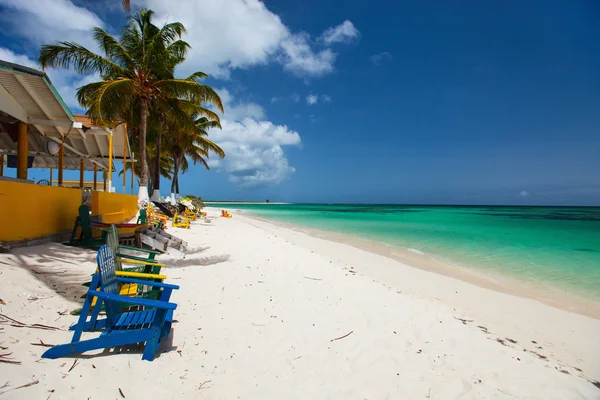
[49,168,52,186]
[58,139,64,187]
[17,122,28,179]
[131,152,134,194]
[123,123,127,191]
[103,169,107,191]
[108,130,113,193]
[93,163,97,191]
[79,159,84,188]
[0,154,4,176]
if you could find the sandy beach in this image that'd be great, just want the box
[0,208,599,399]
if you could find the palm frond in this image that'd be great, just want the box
[92,27,133,71]
[156,79,224,112]
[39,42,126,76]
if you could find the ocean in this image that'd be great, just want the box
[211,204,600,305]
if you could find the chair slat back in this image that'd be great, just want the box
[78,205,93,240]
[138,209,148,223]
[96,244,120,319]
[106,225,123,272]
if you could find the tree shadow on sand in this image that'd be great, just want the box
[169,254,230,268]
[2,243,97,303]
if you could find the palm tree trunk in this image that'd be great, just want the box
[171,157,178,193]
[151,118,163,201]
[137,99,149,202]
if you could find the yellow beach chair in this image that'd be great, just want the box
[172,211,190,229]
[184,208,197,221]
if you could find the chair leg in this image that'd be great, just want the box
[43,330,152,359]
[142,328,161,361]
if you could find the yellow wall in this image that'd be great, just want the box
[0,180,81,242]
[0,181,139,243]
[92,191,138,224]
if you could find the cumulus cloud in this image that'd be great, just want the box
[212,118,301,188]
[520,191,530,197]
[0,0,104,48]
[320,20,359,44]
[144,0,355,79]
[3,0,359,90]
[306,94,319,105]
[217,88,265,121]
[305,93,331,105]
[370,51,392,66]
[208,90,301,188]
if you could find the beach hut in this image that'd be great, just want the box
[0,60,138,246]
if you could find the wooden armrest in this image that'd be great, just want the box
[118,245,161,255]
[116,277,179,290]
[116,258,165,267]
[115,271,167,280]
[88,290,177,309]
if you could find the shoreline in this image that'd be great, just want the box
[0,208,599,397]
[224,207,600,320]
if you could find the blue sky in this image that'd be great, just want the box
[1,0,599,205]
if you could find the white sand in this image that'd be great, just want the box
[0,208,599,399]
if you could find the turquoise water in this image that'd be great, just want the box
[212,204,600,301]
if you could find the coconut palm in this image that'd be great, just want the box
[168,116,224,201]
[39,9,223,202]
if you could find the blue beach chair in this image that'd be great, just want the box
[42,245,179,362]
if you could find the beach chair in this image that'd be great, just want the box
[43,245,179,362]
[172,211,190,229]
[107,224,162,266]
[147,204,169,227]
[67,204,108,247]
[137,208,163,230]
[183,207,197,221]
[221,210,232,218]
[77,225,166,311]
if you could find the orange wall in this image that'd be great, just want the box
[0,180,81,242]
[91,191,138,224]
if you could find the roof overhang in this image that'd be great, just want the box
[0,60,135,171]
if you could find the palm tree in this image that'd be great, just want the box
[168,116,224,202]
[39,9,223,202]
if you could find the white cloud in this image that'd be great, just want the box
[0,48,38,69]
[322,94,332,103]
[0,0,103,50]
[520,191,530,197]
[212,118,301,188]
[320,20,360,44]
[144,0,350,79]
[208,89,301,188]
[292,93,300,103]
[278,33,336,77]
[217,88,265,121]
[306,94,319,105]
[3,0,358,83]
[370,51,392,66]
